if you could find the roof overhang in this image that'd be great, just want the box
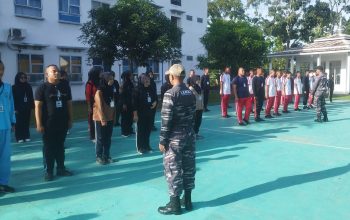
[10,42,49,50]
[268,49,350,58]
[170,9,185,14]
[57,46,87,52]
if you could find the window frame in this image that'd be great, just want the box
[14,0,43,19]
[170,0,181,6]
[17,53,44,84]
[197,17,203,23]
[59,55,83,82]
[329,60,341,85]
[186,15,192,21]
[58,0,81,24]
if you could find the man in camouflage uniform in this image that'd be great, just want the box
[158,64,196,215]
[312,66,328,122]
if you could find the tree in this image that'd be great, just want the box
[198,20,269,73]
[328,0,350,34]
[208,0,246,21]
[79,0,182,71]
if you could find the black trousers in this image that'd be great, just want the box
[203,89,210,110]
[329,89,334,102]
[151,108,156,127]
[88,111,95,140]
[121,107,133,135]
[255,96,264,118]
[15,109,31,141]
[194,110,203,134]
[303,91,309,106]
[95,121,113,159]
[43,127,67,173]
[115,101,121,125]
[137,114,152,152]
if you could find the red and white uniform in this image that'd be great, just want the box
[294,77,302,109]
[220,73,231,117]
[274,77,282,114]
[265,76,276,116]
[282,77,292,111]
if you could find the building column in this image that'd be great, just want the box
[290,56,295,74]
[269,59,272,70]
[317,54,321,66]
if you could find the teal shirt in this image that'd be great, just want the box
[0,83,16,130]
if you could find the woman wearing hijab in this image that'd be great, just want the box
[93,72,116,165]
[132,74,157,154]
[120,70,134,137]
[12,72,34,143]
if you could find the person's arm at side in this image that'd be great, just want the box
[94,90,107,126]
[159,92,174,153]
[9,86,16,131]
[219,75,223,95]
[35,101,44,133]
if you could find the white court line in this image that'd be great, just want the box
[202,128,350,151]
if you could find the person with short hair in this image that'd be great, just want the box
[328,75,334,102]
[12,72,34,143]
[147,70,158,131]
[302,71,310,109]
[252,67,265,121]
[0,60,16,194]
[247,69,255,112]
[188,76,204,136]
[282,71,292,113]
[232,67,251,125]
[273,70,282,116]
[200,67,210,112]
[93,72,116,165]
[294,72,302,111]
[158,64,196,215]
[220,67,231,118]
[308,71,316,108]
[161,71,172,101]
[265,69,276,118]
[35,64,73,181]
[312,66,328,122]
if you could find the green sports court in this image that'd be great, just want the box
[1,100,350,220]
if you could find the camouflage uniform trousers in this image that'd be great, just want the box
[163,132,196,197]
[314,95,327,118]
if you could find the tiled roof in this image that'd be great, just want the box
[268,34,350,57]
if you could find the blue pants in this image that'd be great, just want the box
[0,129,11,185]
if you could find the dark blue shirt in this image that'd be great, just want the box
[233,76,250,98]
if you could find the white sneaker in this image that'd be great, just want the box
[25,139,31,142]
[18,140,24,143]
[91,139,96,143]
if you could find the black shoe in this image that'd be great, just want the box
[282,110,291,113]
[180,191,193,211]
[238,122,246,126]
[323,117,329,122]
[104,157,116,164]
[294,108,301,111]
[273,113,282,116]
[96,157,107,165]
[314,118,323,123]
[204,108,210,112]
[0,185,15,193]
[243,119,250,124]
[158,196,182,215]
[56,169,73,177]
[265,115,273,119]
[44,172,54,181]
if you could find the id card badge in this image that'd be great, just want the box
[147,96,152,103]
[207,81,209,85]
[24,97,28,102]
[198,95,202,101]
[110,100,115,108]
[261,83,264,87]
[244,83,246,87]
[0,105,4,113]
[56,101,62,108]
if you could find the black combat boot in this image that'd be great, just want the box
[314,117,322,122]
[323,115,329,122]
[158,196,182,215]
[181,190,193,211]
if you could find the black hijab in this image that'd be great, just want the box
[98,72,114,105]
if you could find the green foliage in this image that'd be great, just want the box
[199,20,269,74]
[208,0,246,21]
[79,0,182,70]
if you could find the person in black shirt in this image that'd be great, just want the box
[12,72,34,143]
[111,71,121,126]
[160,71,172,101]
[302,71,310,109]
[252,67,265,122]
[120,71,134,137]
[200,67,210,112]
[34,64,73,181]
[233,67,252,125]
[328,76,334,102]
[147,70,158,131]
[132,74,157,154]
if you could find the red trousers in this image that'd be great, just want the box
[236,97,252,123]
[282,95,292,111]
[265,96,275,116]
[294,94,300,109]
[221,94,230,117]
[274,91,282,114]
[308,94,313,106]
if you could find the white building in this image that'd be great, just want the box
[268,33,350,94]
[0,0,208,100]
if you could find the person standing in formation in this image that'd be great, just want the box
[111,71,121,127]
[161,71,172,101]
[12,72,34,143]
[158,64,196,215]
[133,74,157,154]
[120,71,134,137]
[302,71,310,109]
[200,67,210,112]
[247,69,255,112]
[147,70,158,131]
[312,66,328,122]
[232,67,251,125]
[273,70,282,116]
[294,71,302,111]
[0,60,16,194]
[188,76,204,137]
[265,69,276,118]
[282,71,292,113]
[308,71,315,108]
[328,75,334,102]
[35,64,73,181]
[85,67,101,142]
[252,67,265,122]
[220,67,232,118]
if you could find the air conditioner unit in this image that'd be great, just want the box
[9,28,26,40]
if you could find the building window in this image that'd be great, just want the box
[18,54,44,83]
[171,16,181,28]
[171,0,181,6]
[197,17,203,23]
[186,15,192,21]
[146,60,160,81]
[300,62,310,75]
[186,56,193,61]
[59,0,80,23]
[91,0,109,10]
[122,59,138,74]
[14,0,42,18]
[329,61,341,85]
[60,56,82,81]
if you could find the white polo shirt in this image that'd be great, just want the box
[266,76,276,97]
[276,77,282,91]
[284,78,292,95]
[248,76,254,95]
[294,78,302,95]
[220,73,231,95]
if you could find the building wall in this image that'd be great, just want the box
[295,53,349,94]
[0,0,208,100]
